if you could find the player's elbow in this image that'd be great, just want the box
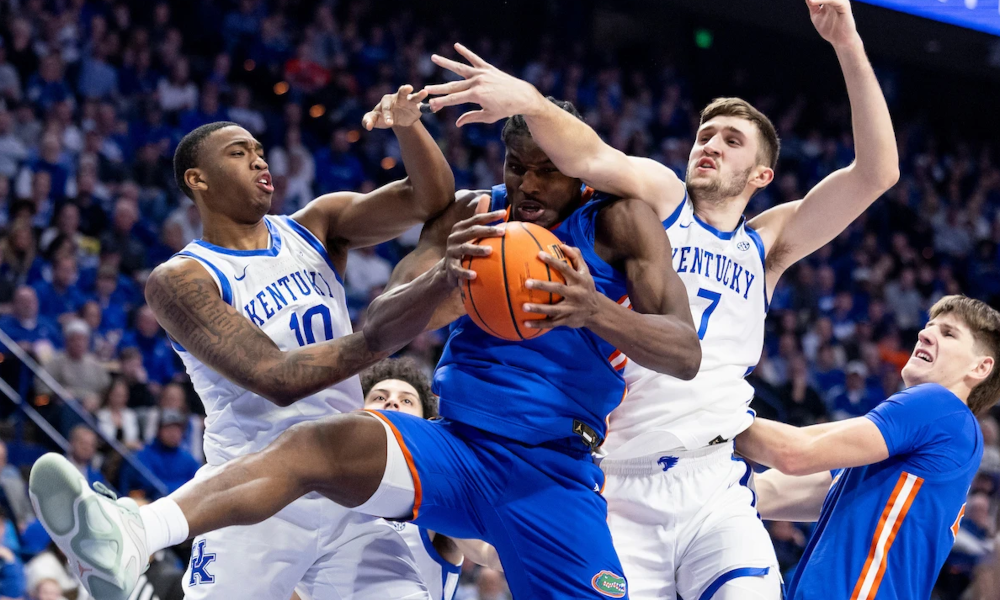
[673,329,702,380]
[775,445,820,477]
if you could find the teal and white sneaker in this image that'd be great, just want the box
[28,453,148,600]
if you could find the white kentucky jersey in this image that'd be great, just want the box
[605,195,767,458]
[393,522,461,600]
[171,215,363,466]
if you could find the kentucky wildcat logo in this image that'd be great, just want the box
[592,570,627,598]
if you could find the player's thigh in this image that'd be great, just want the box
[274,412,390,507]
[676,463,779,600]
[489,459,628,600]
[182,507,316,600]
[298,512,430,600]
[605,472,678,600]
[367,411,492,540]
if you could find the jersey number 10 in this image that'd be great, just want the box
[289,304,335,346]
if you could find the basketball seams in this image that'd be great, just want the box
[500,226,526,340]
[463,253,505,339]
[521,225,554,306]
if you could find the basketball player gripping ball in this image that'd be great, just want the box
[28,94,703,600]
[421,0,898,597]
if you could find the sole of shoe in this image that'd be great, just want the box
[29,454,136,600]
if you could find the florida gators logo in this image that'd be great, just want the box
[592,570,626,598]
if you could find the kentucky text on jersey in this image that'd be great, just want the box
[242,270,339,326]
[671,246,756,300]
[604,196,767,456]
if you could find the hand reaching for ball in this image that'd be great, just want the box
[523,245,601,330]
[443,198,506,288]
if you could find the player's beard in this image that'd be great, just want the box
[687,163,754,207]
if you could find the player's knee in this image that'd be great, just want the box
[279,414,387,500]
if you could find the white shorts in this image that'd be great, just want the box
[602,442,780,600]
[182,465,429,600]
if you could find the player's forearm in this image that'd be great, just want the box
[586,295,700,380]
[736,418,820,475]
[394,121,455,219]
[755,469,832,522]
[453,539,504,571]
[254,333,387,406]
[834,36,899,191]
[363,259,453,354]
[521,94,634,196]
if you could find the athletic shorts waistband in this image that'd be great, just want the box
[599,441,735,476]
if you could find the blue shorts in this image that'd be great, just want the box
[373,411,629,600]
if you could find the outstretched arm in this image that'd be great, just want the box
[735,417,888,476]
[525,198,700,379]
[424,44,686,220]
[294,85,455,253]
[146,255,452,407]
[750,0,898,292]
[755,469,833,522]
[383,192,492,331]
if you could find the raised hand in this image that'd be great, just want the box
[522,245,600,330]
[807,0,860,48]
[362,84,429,130]
[423,43,542,127]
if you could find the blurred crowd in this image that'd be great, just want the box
[0,0,995,598]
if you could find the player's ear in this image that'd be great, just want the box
[970,355,994,385]
[185,168,209,195]
[749,165,774,191]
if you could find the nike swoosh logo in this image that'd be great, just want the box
[234,265,249,281]
[679,222,692,228]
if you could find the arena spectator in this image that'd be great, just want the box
[119,306,177,391]
[64,425,104,488]
[0,440,33,532]
[0,286,61,354]
[95,378,142,452]
[35,319,110,413]
[120,409,199,500]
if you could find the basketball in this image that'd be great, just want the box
[461,221,569,341]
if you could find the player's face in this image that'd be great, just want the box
[504,136,583,229]
[686,116,768,202]
[902,313,994,391]
[364,379,424,418]
[195,126,273,221]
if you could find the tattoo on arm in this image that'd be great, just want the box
[146,260,386,405]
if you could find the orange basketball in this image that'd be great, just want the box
[461,221,569,341]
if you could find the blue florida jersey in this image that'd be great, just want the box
[434,184,630,447]
[787,383,982,600]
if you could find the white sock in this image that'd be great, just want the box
[139,498,190,553]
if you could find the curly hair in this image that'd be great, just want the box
[360,357,438,419]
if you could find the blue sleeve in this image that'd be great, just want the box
[865,384,960,458]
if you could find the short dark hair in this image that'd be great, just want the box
[360,357,438,419]
[699,98,780,169]
[501,97,584,146]
[173,121,239,199]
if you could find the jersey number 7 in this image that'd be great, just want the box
[696,288,722,340]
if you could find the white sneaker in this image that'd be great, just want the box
[28,453,148,600]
